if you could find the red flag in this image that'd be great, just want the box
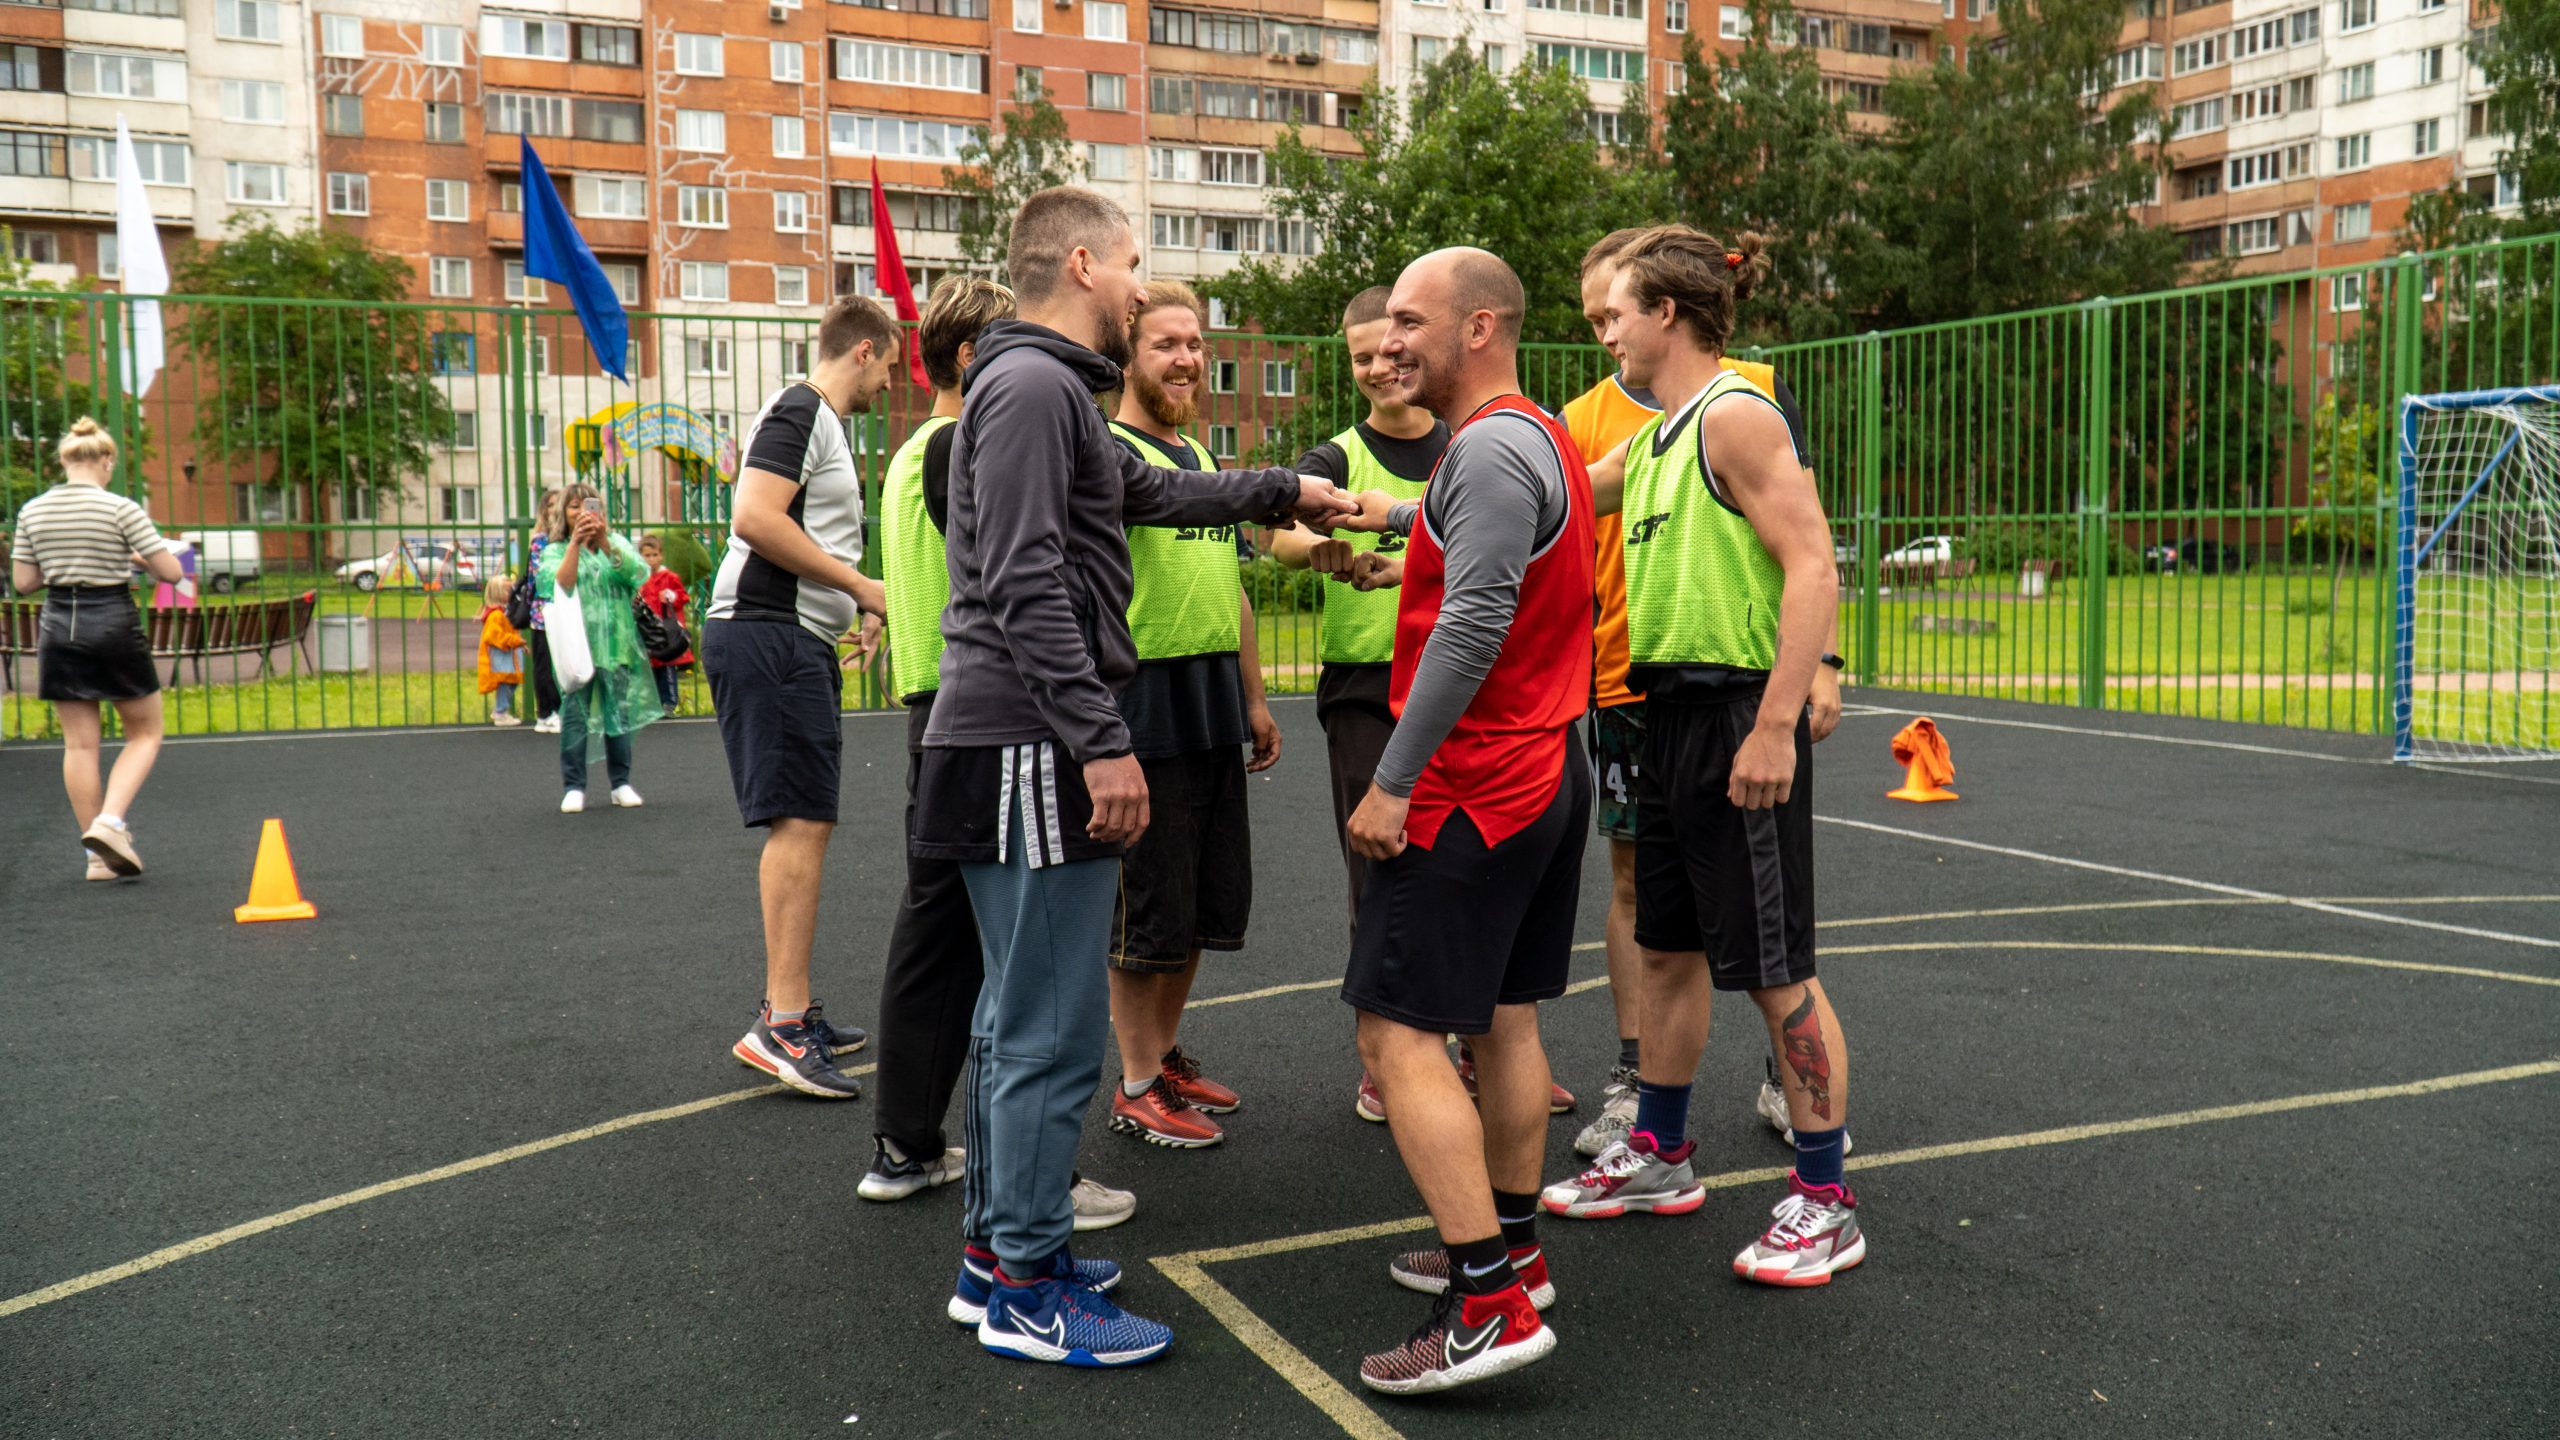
[868,159,930,388]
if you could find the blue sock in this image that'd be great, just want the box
[1793,1125,1847,1189]
[1633,1081,1692,1152]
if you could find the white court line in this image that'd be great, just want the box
[1820,815,2560,951]
[1832,701,2378,764]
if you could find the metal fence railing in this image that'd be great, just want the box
[2,226,2554,740]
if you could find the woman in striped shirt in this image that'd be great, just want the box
[8,418,184,880]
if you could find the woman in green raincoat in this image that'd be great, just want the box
[540,482,664,813]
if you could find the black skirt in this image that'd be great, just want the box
[37,585,160,702]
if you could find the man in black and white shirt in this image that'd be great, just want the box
[702,295,898,1100]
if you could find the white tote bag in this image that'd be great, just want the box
[546,585,596,694]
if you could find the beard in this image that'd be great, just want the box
[1131,367,1200,430]
[1094,304,1134,370]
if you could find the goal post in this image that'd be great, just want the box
[2394,385,2560,763]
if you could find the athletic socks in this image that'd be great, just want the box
[1122,1078,1153,1100]
[1445,1234,1514,1298]
[1632,1080,1693,1152]
[95,813,125,831]
[770,1008,808,1029]
[1493,1189,1540,1254]
[1793,1125,1848,1190]
[1618,1036,1642,1070]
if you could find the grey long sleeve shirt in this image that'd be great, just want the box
[1371,411,1573,798]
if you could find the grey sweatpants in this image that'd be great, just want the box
[958,812,1119,1273]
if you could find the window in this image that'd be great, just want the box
[685,337,733,376]
[681,261,729,302]
[1151,75,1194,115]
[67,134,189,186]
[1207,297,1234,329]
[2333,201,2371,241]
[574,175,646,219]
[482,15,567,60]
[1533,43,1642,84]
[1087,142,1130,180]
[1667,0,1689,30]
[5,231,52,266]
[2332,273,2364,312]
[834,39,987,92]
[2338,63,2373,103]
[1087,1,1127,40]
[574,99,644,144]
[2288,209,2315,247]
[1090,73,1126,111]
[233,485,309,525]
[1261,361,1297,397]
[776,266,809,307]
[1201,214,1259,253]
[773,116,806,158]
[444,416,478,452]
[502,261,546,303]
[429,257,472,298]
[226,161,287,206]
[1414,36,1446,68]
[677,109,725,152]
[2229,18,2280,58]
[828,113,980,160]
[2108,45,2163,86]
[2414,118,2441,156]
[220,79,285,125]
[1269,218,1319,256]
[1208,359,1238,393]
[1329,31,1377,63]
[2339,0,2372,31]
[679,186,729,229]
[1206,425,1237,459]
[495,182,522,214]
[1529,0,1642,14]
[1201,148,1262,186]
[1015,67,1043,101]
[430,333,475,374]
[2288,76,2317,112]
[1150,211,1198,249]
[780,339,812,378]
[0,45,42,94]
[423,102,464,144]
[605,263,641,307]
[674,33,724,76]
[1150,146,1197,183]
[2180,166,2222,200]
[2336,132,2371,170]
[1587,109,1634,144]
[1013,0,1041,33]
[2226,217,2281,255]
[2174,97,2224,135]
[1719,4,1746,38]
[426,179,469,221]
[577,24,638,66]
[326,171,369,215]
[2414,47,2445,86]
[67,52,183,100]
[216,0,279,42]
[1482,44,1507,71]
[2171,36,2221,75]
[2231,86,2278,123]
[321,14,364,58]
[764,41,806,84]
[438,487,481,524]
[2289,6,2320,42]
[322,94,364,136]
[488,93,570,137]
[423,24,464,66]
[774,191,811,232]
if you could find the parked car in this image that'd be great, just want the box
[2143,538,2246,575]
[1833,537,1858,569]
[336,541,481,593]
[1881,535,1959,568]
[187,529,264,593]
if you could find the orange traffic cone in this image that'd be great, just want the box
[234,818,318,923]
[1886,717,1958,802]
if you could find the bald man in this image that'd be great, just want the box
[1325,248,1593,1395]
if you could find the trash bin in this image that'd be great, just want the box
[2018,560,2053,599]
[318,614,371,673]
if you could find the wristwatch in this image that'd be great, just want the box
[1819,652,1846,671]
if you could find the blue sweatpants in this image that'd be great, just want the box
[958,811,1119,1274]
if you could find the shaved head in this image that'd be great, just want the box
[1435,247,1526,346]
[1380,247,1526,421]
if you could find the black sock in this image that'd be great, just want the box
[1618,1036,1642,1070]
[1446,1234,1514,1297]
[1492,1188,1540,1253]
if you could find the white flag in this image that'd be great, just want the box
[112,116,168,399]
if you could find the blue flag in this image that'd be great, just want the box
[519,137,629,382]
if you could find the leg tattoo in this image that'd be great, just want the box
[1780,990,1834,1122]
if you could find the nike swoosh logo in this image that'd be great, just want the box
[1444,1312,1506,1366]
[1022,1311,1069,1350]
[773,1034,807,1060]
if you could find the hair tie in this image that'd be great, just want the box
[1725,252,1744,270]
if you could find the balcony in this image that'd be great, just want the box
[0,172,190,223]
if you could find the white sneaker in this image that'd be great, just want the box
[1070,1174,1137,1231]
[610,785,643,808]
[492,713,523,728]
[1757,1074,1854,1154]
[1573,1063,1640,1158]
[560,790,585,814]
[534,715,561,734]
[1733,1173,1865,1287]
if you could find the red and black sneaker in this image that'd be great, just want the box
[1160,1046,1240,1114]
[1453,1045,1579,1115]
[1358,1283,1556,1395]
[1109,1074,1225,1148]
[1386,1244,1556,1310]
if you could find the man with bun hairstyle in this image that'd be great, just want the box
[1541,226,1868,1289]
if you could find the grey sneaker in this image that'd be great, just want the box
[1070,1173,1137,1231]
[1732,1173,1865,1287]
[1758,1058,1853,1153]
[1573,1064,1640,1158]
[858,1139,963,1202]
[1387,1245,1556,1310]
[1541,1134,1705,1220]
[731,1006,862,1099]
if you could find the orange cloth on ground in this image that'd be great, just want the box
[1574,358,1782,709]
[1889,717,1954,790]
[477,605,526,695]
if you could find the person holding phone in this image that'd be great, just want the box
[539,483,663,813]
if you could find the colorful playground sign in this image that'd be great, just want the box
[570,402,739,481]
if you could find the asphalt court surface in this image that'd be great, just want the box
[2,690,2554,1438]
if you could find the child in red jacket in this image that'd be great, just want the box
[637,535,692,712]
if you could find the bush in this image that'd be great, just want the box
[1241,553,1324,614]
[650,528,718,591]
[1955,522,2143,577]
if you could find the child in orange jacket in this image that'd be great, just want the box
[479,576,528,727]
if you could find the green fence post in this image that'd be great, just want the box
[96,295,127,498]
[2079,297,2113,710]
[2375,253,2424,731]
[506,310,532,537]
[1856,331,1882,685]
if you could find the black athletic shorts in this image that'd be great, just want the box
[1591,702,1646,843]
[1342,730,1591,1036]
[1632,694,1817,991]
[1112,747,1252,971]
[701,618,843,827]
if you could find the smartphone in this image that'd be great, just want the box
[581,497,604,516]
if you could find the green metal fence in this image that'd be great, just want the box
[3,227,2554,741]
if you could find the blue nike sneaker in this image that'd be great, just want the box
[977,1273,1170,1367]
[948,1245,1122,1325]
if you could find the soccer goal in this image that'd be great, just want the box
[2394,385,2560,763]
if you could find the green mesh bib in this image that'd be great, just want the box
[883,414,956,699]
[1621,371,1787,673]
[1112,421,1244,660]
[1318,426,1427,665]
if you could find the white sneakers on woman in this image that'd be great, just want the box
[560,787,642,813]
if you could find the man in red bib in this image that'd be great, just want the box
[1329,248,1593,1396]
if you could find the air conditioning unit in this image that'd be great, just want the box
[768,1,793,19]
[1054,0,1072,9]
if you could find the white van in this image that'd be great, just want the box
[191,529,264,593]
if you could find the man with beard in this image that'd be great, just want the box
[1095,280,1278,1150]
[1329,248,1593,1395]
[913,187,1353,1367]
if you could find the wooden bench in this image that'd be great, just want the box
[1,591,319,689]
[1879,557,1978,588]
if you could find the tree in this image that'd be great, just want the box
[1656,11,1876,344]
[1864,0,2180,328]
[172,215,449,508]
[945,85,1082,272]
[0,234,125,524]
[2474,0,2560,224]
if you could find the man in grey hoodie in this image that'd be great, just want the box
[911,185,1354,1367]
